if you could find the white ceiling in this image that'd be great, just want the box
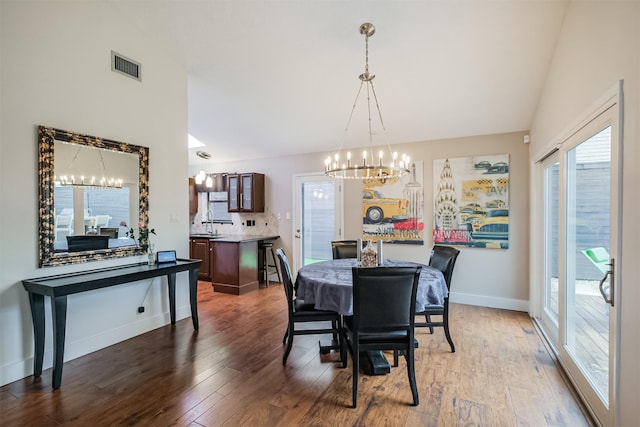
[111,1,567,166]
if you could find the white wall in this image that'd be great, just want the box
[191,130,530,311]
[0,2,189,386]
[529,1,639,425]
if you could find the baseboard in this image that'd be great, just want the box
[449,291,529,312]
[0,305,192,387]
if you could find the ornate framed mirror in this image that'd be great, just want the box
[38,126,149,267]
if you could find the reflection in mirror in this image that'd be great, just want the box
[53,141,137,250]
[39,126,149,266]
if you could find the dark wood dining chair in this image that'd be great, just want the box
[340,266,422,408]
[275,248,342,366]
[331,240,360,259]
[415,245,460,352]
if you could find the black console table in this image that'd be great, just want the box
[22,259,201,389]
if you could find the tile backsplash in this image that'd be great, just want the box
[190,193,279,236]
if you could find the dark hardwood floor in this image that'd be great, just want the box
[0,281,592,426]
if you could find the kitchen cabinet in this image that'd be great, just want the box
[188,178,198,215]
[189,238,211,281]
[210,240,258,295]
[209,234,280,295]
[227,173,265,213]
[195,172,228,193]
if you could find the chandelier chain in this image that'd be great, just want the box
[364,34,369,75]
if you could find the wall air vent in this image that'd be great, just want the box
[111,51,141,81]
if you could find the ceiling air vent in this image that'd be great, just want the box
[111,51,141,81]
[196,151,212,159]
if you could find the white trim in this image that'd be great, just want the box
[531,82,620,163]
[449,292,529,312]
[0,305,191,386]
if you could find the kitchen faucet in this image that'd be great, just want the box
[206,210,217,235]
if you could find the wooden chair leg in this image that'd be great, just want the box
[443,305,455,353]
[426,314,434,334]
[352,342,359,408]
[406,347,419,406]
[282,324,294,365]
[340,335,347,369]
[264,247,270,288]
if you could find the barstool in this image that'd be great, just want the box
[259,242,281,287]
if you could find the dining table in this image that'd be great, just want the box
[294,258,448,374]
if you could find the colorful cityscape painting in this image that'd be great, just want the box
[433,155,510,249]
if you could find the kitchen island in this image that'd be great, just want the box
[190,234,279,295]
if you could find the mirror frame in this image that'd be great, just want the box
[38,125,149,267]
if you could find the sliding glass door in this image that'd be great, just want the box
[536,92,621,426]
[562,124,615,422]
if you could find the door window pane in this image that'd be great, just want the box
[565,126,611,401]
[302,181,335,265]
[544,161,560,322]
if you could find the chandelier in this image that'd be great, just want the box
[324,23,410,182]
[56,146,122,189]
[58,175,122,189]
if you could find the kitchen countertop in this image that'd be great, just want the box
[190,234,279,243]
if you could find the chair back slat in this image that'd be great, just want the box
[331,240,360,259]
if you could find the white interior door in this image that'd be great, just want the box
[293,174,342,271]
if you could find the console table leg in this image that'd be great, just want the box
[189,268,199,330]
[167,273,176,324]
[51,295,67,389]
[28,293,45,378]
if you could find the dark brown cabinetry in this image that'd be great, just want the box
[210,240,259,295]
[196,173,228,193]
[189,238,211,281]
[191,235,279,294]
[188,178,198,215]
[227,173,265,213]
